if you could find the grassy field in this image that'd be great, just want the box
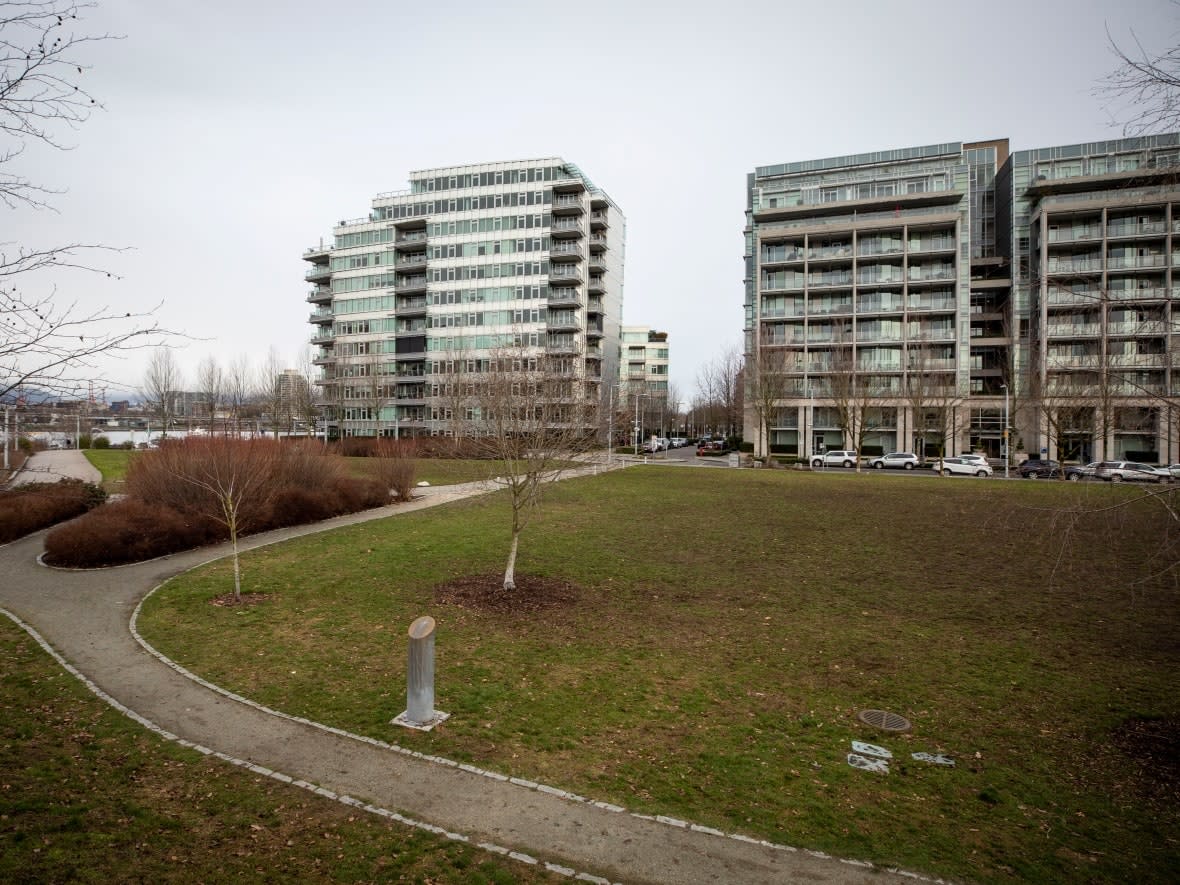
[82,448,136,488]
[0,618,554,883]
[137,468,1180,883]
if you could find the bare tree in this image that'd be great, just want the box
[827,332,888,472]
[224,354,252,436]
[470,345,598,591]
[195,354,222,434]
[294,346,322,441]
[697,345,743,439]
[141,347,181,438]
[903,344,962,471]
[1098,19,1180,136]
[254,348,285,438]
[1,3,171,402]
[746,330,791,460]
[431,341,475,451]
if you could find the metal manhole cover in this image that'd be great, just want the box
[858,709,911,732]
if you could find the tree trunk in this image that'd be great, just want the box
[502,528,519,591]
[231,531,242,602]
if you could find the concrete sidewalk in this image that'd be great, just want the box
[0,464,927,884]
[4,447,102,486]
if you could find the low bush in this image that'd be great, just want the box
[92,436,111,449]
[0,480,107,543]
[371,439,418,501]
[44,499,222,567]
[50,438,396,568]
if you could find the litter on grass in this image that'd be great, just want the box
[847,753,890,774]
[912,752,955,767]
[851,740,892,759]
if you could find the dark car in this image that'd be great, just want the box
[1017,458,1061,479]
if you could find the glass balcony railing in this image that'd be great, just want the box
[1107,221,1166,237]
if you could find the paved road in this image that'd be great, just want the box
[7,448,102,486]
[1,450,924,884]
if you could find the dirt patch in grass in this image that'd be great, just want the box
[210,592,272,607]
[1111,715,1180,805]
[434,573,580,614]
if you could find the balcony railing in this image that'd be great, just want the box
[1110,353,1166,367]
[1107,221,1167,237]
[1108,254,1165,269]
[1046,258,1104,273]
[807,244,853,260]
[1047,227,1103,243]
[1045,323,1101,337]
[808,273,853,288]
[1109,320,1165,335]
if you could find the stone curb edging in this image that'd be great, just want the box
[0,605,619,885]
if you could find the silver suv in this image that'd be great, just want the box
[810,450,858,468]
[869,452,920,470]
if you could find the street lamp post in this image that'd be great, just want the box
[1001,382,1009,479]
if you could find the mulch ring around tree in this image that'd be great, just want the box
[210,593,272,608]
[433,574,579,614]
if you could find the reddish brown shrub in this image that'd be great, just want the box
[44,499,223,567]
[371,439,418,501]
[0,480,107,544]
[264,487,341,528]
[333,477,392,512]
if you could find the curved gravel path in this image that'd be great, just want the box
[1,451,930,884]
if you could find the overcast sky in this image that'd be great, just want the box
[12,0,1180,401]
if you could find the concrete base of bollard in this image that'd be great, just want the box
[391,709,451,731]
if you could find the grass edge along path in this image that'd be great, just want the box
[0,609,562,884]
[139,468,1180,884]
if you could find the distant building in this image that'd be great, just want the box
[304,158,625,439]
[744,133,1180,463]
[619,327,669,402]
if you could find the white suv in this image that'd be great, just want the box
[810,450,859,468]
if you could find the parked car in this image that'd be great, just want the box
[956,453,991,466]
[938,457,993,477]
[669,437,688,449]
[1065,462,1101,482]
[1093,461,1171,483]
[869,452,920,470]
[696,440,727,455]
[810,449,858,468]
[1017,458,1061,478]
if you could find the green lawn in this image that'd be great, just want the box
[0,618,554,883]
[82,448,135,488]
[138,468,1180,883]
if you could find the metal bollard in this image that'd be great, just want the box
[392,615,450,731]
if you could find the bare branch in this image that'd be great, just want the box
[1097,18,1180,136]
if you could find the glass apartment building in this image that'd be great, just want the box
[746,134,1180,464]
[304,158,624,439]
[619,326,669,401]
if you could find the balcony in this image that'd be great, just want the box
[307,288,332,305]
[587,296,604,313]
[552,175,586,194]
[1110,353,1167,368]
[1045,323,1101,338]
[395,274,427,294]
[585,324,605,339]
[1047,226,1103,244]
[807,272,853,289]
[588,254,606,274]
[304,244,331,259]
[1107,220,1167,238]
[1109,320,1165,335]
[305,264,331,282]
[549,245,583,262]
[551,195,584,215]
[588,234,608,250]
[546,338,580,354]
[397,253,428,271]
[907,265,956,284]
[310,330,333,345]
[549,268,582,286]
[1108,254,1165,269]
[807,244,853,261]
[908,327,956,342]
[547,289,582,308]
[1045,258,1104,275]
[547,313,581,332]
[761,247,806,266]
[588,276,605,294]
[1110,286,1169,302]
[550,220,584,238]
[396,322,428,335]
[908,238,956,255]
[396,296,428,315]
[394,231,428,251]
[589,210,608,230]
[309,310,333,325]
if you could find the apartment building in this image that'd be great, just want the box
[304,158,624,439]
[745,133,1180,464]
[619,326,669,401]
